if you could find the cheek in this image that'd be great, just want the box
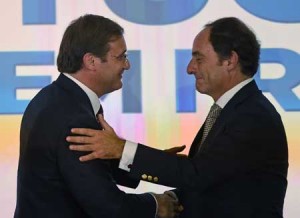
[203,67,220,85]
[212,70,226,87]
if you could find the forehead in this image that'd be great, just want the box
[192,28,213,56]
[108,36,127,53]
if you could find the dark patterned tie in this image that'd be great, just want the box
[96,105,104,128]
[96,105,104,118]
[199,103,222,149]
[97,105,103,116]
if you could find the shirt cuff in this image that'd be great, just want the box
[118,140,138,171]
[149,193,158,218]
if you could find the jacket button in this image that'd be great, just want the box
[147,175,153,181]
[153,177,159,182]
[142,174,147,180]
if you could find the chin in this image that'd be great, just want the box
[114,83,123,91]
[196,84,207,94]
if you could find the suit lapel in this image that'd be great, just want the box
[189,125,205,157]
[189,80,260,157]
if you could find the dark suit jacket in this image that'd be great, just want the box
[14,74,156,218]
[129,81,288,218]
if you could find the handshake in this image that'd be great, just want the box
[153,191,184,218]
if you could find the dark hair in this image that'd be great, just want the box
[205,17,260,77]
[57,14,124,73]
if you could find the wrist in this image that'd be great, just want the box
[116,139,126,158]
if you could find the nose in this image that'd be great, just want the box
[187,59,195,75]
[124,58,130,70]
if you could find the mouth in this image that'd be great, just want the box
[196,76,204,81]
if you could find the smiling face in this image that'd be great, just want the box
[93,36,130,95]
[187,28,230,101]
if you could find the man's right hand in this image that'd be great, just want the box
[153,193,183,218]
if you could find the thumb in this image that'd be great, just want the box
[97,114,113,132]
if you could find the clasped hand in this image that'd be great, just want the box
[154,191,184,218]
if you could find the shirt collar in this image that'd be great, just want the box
[63,73,100,116]
[216,78,253,109]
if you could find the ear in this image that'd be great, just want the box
[82,53,96,70]
[225,51,239,72]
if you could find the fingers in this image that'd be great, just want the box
[170,199,183,218]
[173,201,184,217]
[78,152,97,162]
[67,144,98,162]
[69,144,93,152]
[171,145,186,153]
[68,146,106,162]
[164,145,186,154]
[176,154,188,158]
[66,129,104,144]
[66,121,123,161]
[174,145,186,153]
[177,205,184,212]
[70,128,97,136]
[154,193,183,218]
[66,136,90,144]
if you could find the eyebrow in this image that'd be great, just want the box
[192,51,204,58]
[117,49,127,57]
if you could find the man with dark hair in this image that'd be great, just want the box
[67,17,288,218]
[14,14,180,218]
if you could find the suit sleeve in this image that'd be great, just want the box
[128,110,288,193]
[57,114,156,218]
[110,159,140,188]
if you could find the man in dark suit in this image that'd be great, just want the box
[67,17,289,218]
[14,14,180,218]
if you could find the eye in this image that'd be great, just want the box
[192,53,204,63]
[122,53,128,60]
[196,58,203,63]
[117,53,128,61]
[112,53,129,62]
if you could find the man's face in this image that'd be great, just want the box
[95,36,130,94]
[187,28,229,101]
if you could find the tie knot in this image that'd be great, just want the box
[209,103,222,117]
[198,103,222,150]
